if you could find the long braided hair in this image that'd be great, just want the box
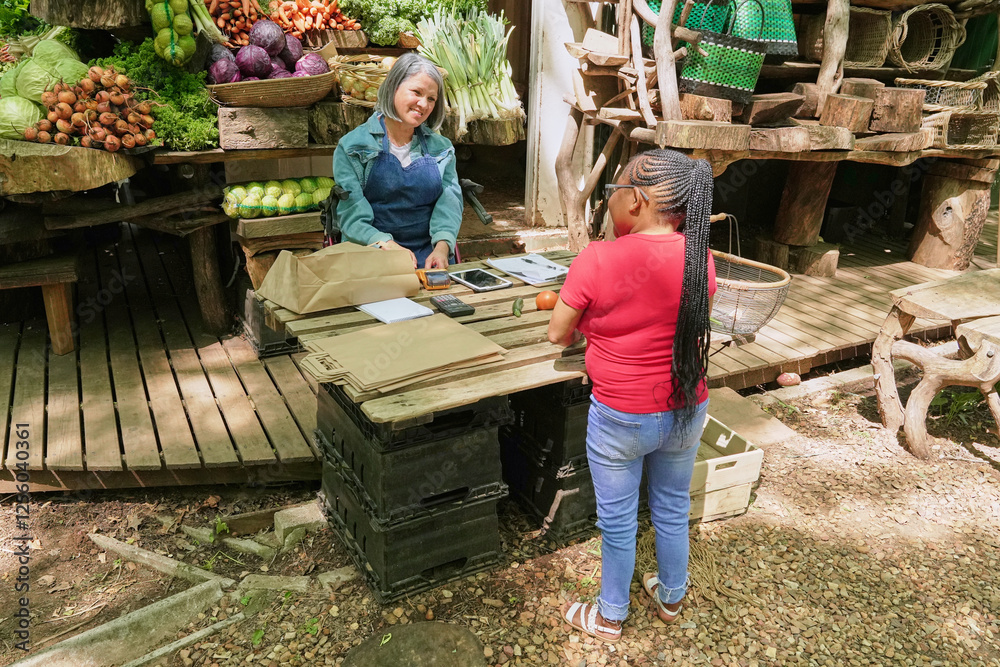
[622,149,714,417]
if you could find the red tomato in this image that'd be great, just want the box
[535,290,558,310]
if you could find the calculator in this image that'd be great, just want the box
[430,294,476,317]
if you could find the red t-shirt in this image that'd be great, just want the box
[559,233,717,414]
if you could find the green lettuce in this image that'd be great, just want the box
[0,95,44,139]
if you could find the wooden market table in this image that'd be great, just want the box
[872,268,1000,458]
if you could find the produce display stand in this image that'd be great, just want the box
[0,140,142,196]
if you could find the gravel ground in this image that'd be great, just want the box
[6,382,1000,667]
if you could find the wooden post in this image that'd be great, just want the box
[789,242,839,277]
[815,0,849,117]
[772,162,839,247]
[189,226,229,334]
[869,88,926,134]
[652,0,683,121]
[631,15,658,127]
[41,282,74,355]
[819,94,875,133]
[871,305,915,434]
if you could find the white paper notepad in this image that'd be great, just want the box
[357,298,434,324]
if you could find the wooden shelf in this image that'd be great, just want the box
[0,140,142,196]
[236,211,323,239]
[152,145,338,165]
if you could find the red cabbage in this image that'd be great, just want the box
[269,69,293,79]
[269,56,286,75]
[291,71,309,77]
[249,19,286,57]
[207,43,235,68]
[294,53,329,76]
[243,76,261,81]
[208,58,241,84]
[279,34,303,70]
[235,44,271,79]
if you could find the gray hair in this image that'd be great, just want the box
[374,52,446,132]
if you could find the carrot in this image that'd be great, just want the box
[277,5,289,22]
[250,0,263,13]
[209,0,219,13]
[242,0,250,16]
[292,14,305,31]
[217,16,226,27]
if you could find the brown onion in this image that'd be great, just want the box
[116,74,130,90]
[104,135,121,152]
[36,130,52,143]
[40,91,58,107]
[139,114,155,128]
[96,102,111,114]
[114,119,130,135]
[144,129,156,141]
[88,66,104,82]
[98,112,117,126]
[95,90,111,104]
[54,102,73,120]
[81,136,93,148]
[100,75,116,89]
[73,101,86,113]
[127,112,140,125]
[55,119,74,135]
[70,113,87,129]
[84,109,97,122]
[136,101,152,115]
[23,127,38,141]
[47,111,60,124]
[80,78,96,95]
[89,126,107,141]
[52,82,64,95]
[120,133,136,149]
[133,132,147,147]
[37,119,53,132]
[53,132,70,145]
[109,93,125,106]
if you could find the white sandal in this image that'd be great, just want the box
[642,573,683,622]
[561,601,622,643]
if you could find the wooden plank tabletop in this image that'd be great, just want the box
[888,268,1000,321]
[6,324,47,470]
[0,324,20,470]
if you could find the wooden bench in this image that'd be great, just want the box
[0,254,78,355]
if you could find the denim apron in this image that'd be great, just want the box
[363,118,443,266]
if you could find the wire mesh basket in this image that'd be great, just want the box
[710,216,792,336]
[923,109,1000,149]
[894,76,986,112]
[888,3,966,72]
[800,7,892,67]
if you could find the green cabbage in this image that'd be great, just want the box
[0,60,27,99]
[53,59,90,86]
[31,40,80,73]
[15,60,57,102]
[0,96,44,139]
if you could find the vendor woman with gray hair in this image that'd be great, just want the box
[331,52,462,268]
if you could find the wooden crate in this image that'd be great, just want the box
[218,107,310,150]
[690,482,753,522]
[692,415,763,495]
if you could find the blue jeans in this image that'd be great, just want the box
[586,396,709,622]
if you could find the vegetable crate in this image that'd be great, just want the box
[314,411,506,527]
[318,382,512,451]
[320,460,503,604]
[499,414,762,543]
[504,382,592,469]
[242,290,299,357]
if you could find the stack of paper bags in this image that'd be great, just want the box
[300,314,506,393]
[257,243,420,314]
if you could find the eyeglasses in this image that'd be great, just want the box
[603,183,650,201]
[591,183,650,238]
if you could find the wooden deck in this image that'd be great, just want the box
[0,218,996,492]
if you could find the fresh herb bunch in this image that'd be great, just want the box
[338,0,487,46]
[0,0,40,37]
[94,38,218,151]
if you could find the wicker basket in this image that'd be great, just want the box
[208,70,337,108]
[974,71,1000,112]
[711,250,792,336]
[894,76,986,112]
[800,7,892,67]
[888,4,966,72]
[923,109,1000,149]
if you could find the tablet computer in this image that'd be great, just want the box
[449,268,513,292]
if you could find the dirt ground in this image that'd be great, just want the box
[2,373,999,667]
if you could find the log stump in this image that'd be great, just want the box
[819,94,875,133]
[839,77,884,100]
[908,162,994,270]
[869,88,926,134]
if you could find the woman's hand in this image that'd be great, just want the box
[380,239,417,269]
[547,298,585,347]
[424,241,451,269]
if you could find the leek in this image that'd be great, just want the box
[189,1,227,44]
[417,7,524,140]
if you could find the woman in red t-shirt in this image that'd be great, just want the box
[550,149,717,643]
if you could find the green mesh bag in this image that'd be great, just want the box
[678,0,766,104]
[642,0,731,48]
[733,0,797,61]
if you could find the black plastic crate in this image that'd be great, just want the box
[316,429,506,526]
[319,382,513,451]
[242,290,299,358]
[503,398,590,468]
[511,378,592,408]
[320,462,502,604]
[500,441,648,542]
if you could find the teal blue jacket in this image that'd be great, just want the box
[332,113,462,251]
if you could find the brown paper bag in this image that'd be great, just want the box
[257,242,420,314]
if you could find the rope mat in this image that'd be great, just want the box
[634,527,761,622]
